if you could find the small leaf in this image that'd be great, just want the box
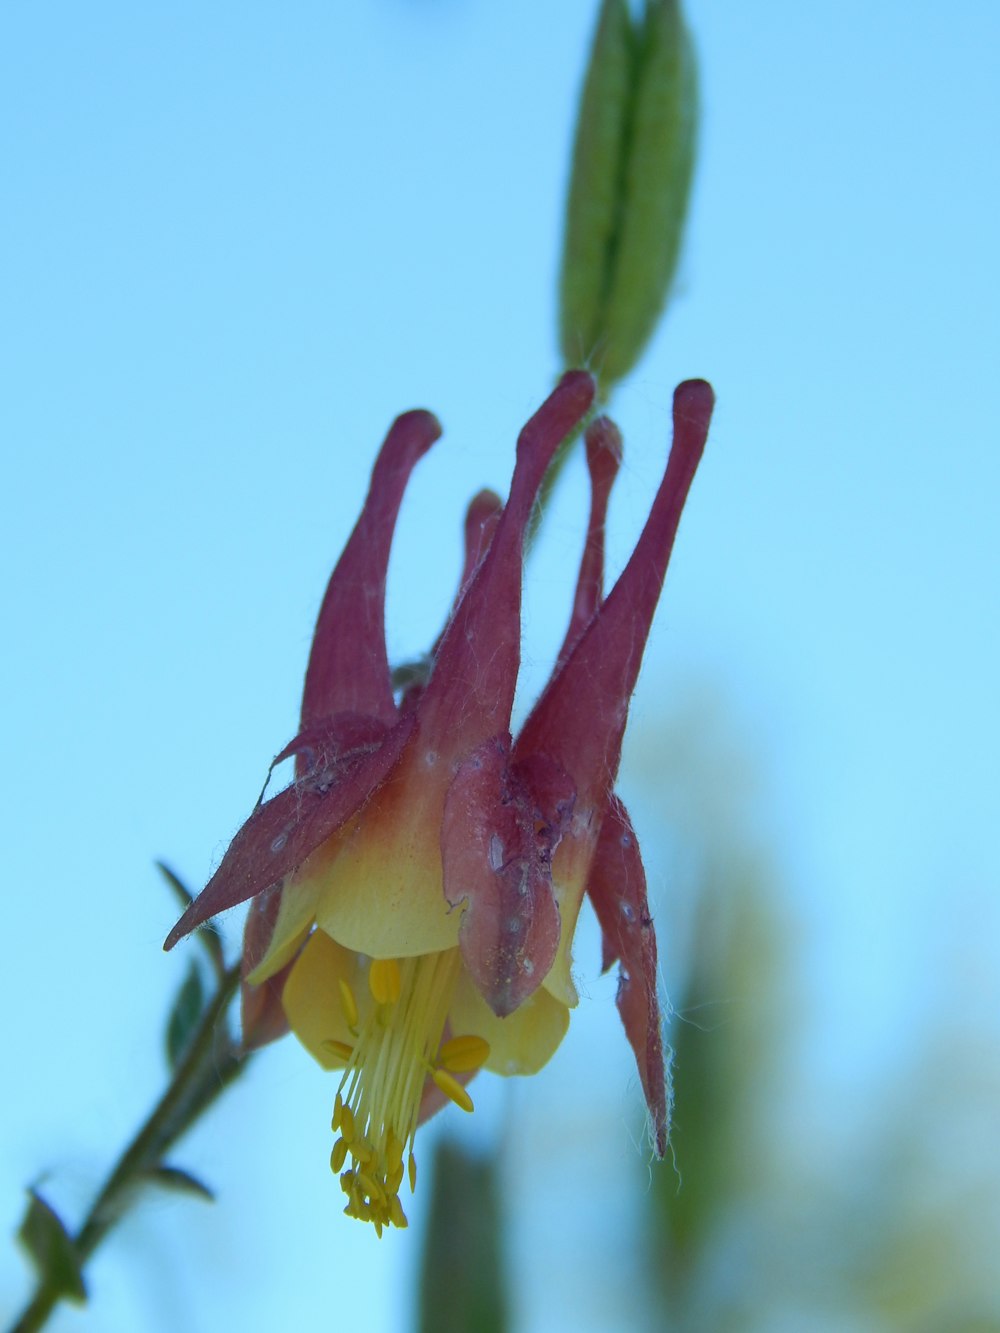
[18,1190,87,1304]
[156,861,226,978]
[156,859,194,909]
[166,962,205,1070]
[145,1165,216,1203]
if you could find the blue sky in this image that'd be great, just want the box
[2,2,998,1329]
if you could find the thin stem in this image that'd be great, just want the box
[10,963,247,1333]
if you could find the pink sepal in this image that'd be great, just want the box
[442,736,574,1017]
[164,711,415,948]
[585,795,669,1157]
[240,884,296,1050]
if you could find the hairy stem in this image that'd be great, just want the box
[10,963,247,1333]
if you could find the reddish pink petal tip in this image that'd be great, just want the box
[393,407,442,439]
[673,379,715,430]
[515,371,595,460]
[559,368,597,393]
[465,488,503,537]
[585,415,623,470]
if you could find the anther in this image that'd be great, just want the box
[330,1138,349,1173]
[352,1138,374,1166]
[322,1039,355,1064]
[369,958,402,1005]
[338,977,359,1031]
[340,1105,356,1143]
[432,1068,475,1113]
[331,1093,343,1131]
[408,1152,418,1194]
[437,1034,491,1073]
[356,1171,379,1200]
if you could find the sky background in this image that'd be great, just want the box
[2,2,998,1330]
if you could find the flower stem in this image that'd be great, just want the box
[10,962,247,1333]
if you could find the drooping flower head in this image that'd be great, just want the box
[166,373,714,1232]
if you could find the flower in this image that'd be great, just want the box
[165,372,714,1233]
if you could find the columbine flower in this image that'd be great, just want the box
[165,372,713,1233]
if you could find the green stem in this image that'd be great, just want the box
[10,963,246,1333]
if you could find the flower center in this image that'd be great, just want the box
[325,948,490,1234]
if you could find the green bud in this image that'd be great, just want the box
[559,0,698,392]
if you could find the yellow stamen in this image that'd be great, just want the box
[368,957,402,1005]
[326,950,467,1231]
[437,1034,491,1073]
[340,1105,356,1143]
[323,1039,355,1064]
[332,1092,343,1131]
[356,1171,380,1200]
[352,1138,374,1166]
[386,1132,404,1176]
[432,1068,475,1113]
[338,977,359,1031]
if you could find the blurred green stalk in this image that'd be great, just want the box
[418,1139,508,1333]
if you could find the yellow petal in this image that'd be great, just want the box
[314,758,462,959]
[282,929,371,1070]
[246,841,336,984]
[540,835,593,1007]
[447,968,570,1076]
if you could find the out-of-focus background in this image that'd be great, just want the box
[2,2,997,1330]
